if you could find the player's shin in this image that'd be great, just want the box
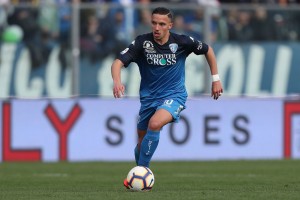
[138,130,160,167]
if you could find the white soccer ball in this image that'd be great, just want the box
[126,166,155,192]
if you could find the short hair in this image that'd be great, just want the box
[152,7,173,22]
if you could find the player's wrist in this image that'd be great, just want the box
[212,74,220,82]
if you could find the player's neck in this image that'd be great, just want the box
[154,32,170,45]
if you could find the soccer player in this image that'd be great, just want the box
[111,7,223,188]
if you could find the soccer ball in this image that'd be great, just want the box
[126,166,155,191]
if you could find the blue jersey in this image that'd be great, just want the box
[117,32,209,105]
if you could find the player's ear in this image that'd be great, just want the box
[168,22,173,30]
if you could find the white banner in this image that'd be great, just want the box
[0,98,292,162]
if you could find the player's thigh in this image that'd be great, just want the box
[149,109,173,129]
[137,106,156,130]
[157,99,185,123]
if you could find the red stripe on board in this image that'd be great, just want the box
[44,103,82,161]
[2,102,41,161]
[283,102,300,159]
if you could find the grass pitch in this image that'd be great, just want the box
[0,160,299,200]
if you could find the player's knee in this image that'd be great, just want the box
[148,120,162,131]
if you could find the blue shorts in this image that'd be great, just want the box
[137,99,186,130]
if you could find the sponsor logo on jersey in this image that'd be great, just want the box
[143,41,156,53]
[146,53,176,66]
[142,40,177,66]
[169,43,178,53]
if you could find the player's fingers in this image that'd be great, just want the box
[213,91,222,100]
[114,88,125,98]
[214,93,218,100]
[113,91,117,98]
[120,85,125,96]
[113,88,120,98]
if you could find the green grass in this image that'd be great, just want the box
[0,160,300,200]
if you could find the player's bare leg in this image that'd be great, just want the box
[148,109,173,131]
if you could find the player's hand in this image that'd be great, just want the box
[113,83,125,98]
[211,81,223,100]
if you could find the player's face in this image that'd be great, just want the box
[151,14,173,43]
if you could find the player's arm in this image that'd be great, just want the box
[111,36,141,98]
[185,35,223,100]
[111,59,125,98]
[205,46,223,100]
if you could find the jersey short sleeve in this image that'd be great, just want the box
[184,35,209,55]
[117,36,143,68]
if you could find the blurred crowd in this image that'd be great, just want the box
[0,0,300,66]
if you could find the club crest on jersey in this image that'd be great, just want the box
[169,43,178,53]
[143,41,156,53]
